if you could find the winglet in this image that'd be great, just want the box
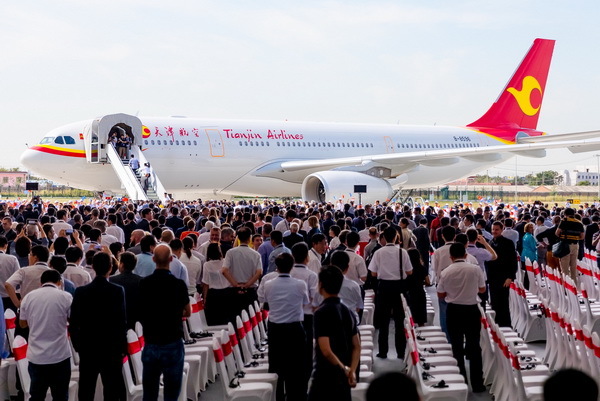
[467,38,555,132]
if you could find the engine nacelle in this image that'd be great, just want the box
[301,171,393,204]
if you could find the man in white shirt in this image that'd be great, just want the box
[63,246,92,288]
[222,227,263,316]
[308,233,327,274]
[106,214,125,244]
[289,242,319,390]
[19,269,73,400]
[368,227,413,359]
[437,243,486,393]
[94,220,119,247]
[5,245,50,309]
[0,237,20,311]
[52,209,73,238]
[275,210,296,233]
[343,232,368,288]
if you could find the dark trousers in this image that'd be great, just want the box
[447,303,484,389]
[78,352,125,401]
[308,370,351,401]
[142,341,185,401]
[489,281,511,327]
[28,358,71,401]
[205,288,232,326]
[303,314,314,385]
[375,280,406,358]
[268,321,306,401]
[234,287,258,319]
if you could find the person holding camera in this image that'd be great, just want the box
[555,208,584,284]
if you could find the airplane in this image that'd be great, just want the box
[19,38,600,204]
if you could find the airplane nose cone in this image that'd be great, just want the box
[20,148,39,171]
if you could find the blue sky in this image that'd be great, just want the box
[2,1,600,178]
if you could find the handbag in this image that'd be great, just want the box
[552,239,570,259]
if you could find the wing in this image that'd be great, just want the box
[252,134,600,182]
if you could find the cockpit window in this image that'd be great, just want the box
[55,136,64,144]
[40,137,55,144]
[64,136,75,144]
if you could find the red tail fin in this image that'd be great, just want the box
[467,38,555,131]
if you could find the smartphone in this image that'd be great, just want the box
[66,229,73,235]
[27,219,37,225]
[94,244,102,250]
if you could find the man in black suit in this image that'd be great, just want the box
[283,223,305,249]
[109,251,142,329]
[136,208,154,232]
[70,252,127,401]
[165,207,184,232]
[0,217,16,242]
[485,221,518,327]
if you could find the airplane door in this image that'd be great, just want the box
[384,136,395,153]
[205,129,224,157]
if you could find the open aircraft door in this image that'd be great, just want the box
[83,113,142,163]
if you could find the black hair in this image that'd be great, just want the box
[119,251,137,272]
[318,265,344,295]
[40,269,62,285]
[330,250,350,272]
[292,242,309,264]
[92,252,112,276]
[275,253,294,274]
[449,242,466,259]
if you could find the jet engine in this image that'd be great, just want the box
[301,171,393,204]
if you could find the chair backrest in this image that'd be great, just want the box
[213,337,233,396]
[220,329,239,375]
[228,322,246,371]
[196,297,210,331]
[236,315,252,363]
[135,321,145,348]
[241,310,256,351]
[188,296,204,333]
[127,329,143,384]
[12,335,30,394]
[248,305,262,344]
[122,355,139,396]
[4,309,16,349]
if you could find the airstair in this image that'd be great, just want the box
[83,113,168,202]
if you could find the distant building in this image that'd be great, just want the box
[0,171,27,190]
[576,169,599,185]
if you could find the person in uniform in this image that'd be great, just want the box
[437,243,486,393]
[258,253,308,401]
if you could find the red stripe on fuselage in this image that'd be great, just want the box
[30,145,87,158]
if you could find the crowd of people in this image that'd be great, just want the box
[0,196,597,400]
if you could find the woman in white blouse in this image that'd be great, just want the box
[201,243,232,325]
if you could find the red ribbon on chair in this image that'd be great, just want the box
[595,345,600,358]
[138,335,145,348]
[123,355,129,364]
[191,303,200,314]
[585,335,594,349]
[262,310,269,320]
[566,323,573,335]
[578,265,593,277]
[255,310,263,323]
[582,290,589,299]
[480,316,488,328]
[13,344,27,361]
[237,326,246,339]
[575,329,585,342]
[128,340,141,355]
[197,298,205,311]
[510,354,521,370]
[410,350,418,366]
[229,333,238,347]
[222,341,233,356]
[250,315,258,328]
[409,316,415,327]
[213,348,224,363]
[243,320,252,333]
[5,317,16,330]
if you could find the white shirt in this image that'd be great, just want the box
[437,260,485,305]
[259,274,308,324]
[106,225,125,244]
[180,253,204,295]
[202,260,230,290]
[0,251,20,298]
[431,242,478,282]
[20,283,72,364]
[51,220,73,236]
[368,244,413,280]
[358,228,370,243]
[275,219,292,233]
[344,248,368,286]
[290,264,318,315]
[100,232,119,247]
[307,248,322,274]
[63,263,92,288]
[223,245,262,288]
[6,262,50,299]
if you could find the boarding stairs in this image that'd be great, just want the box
[106,145,167,202]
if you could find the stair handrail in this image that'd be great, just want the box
[106,144,149,201]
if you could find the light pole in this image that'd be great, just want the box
[596,154,600,202]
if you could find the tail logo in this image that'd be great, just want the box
[506,76,542,116]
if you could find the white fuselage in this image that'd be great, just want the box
[21,117,512,199]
